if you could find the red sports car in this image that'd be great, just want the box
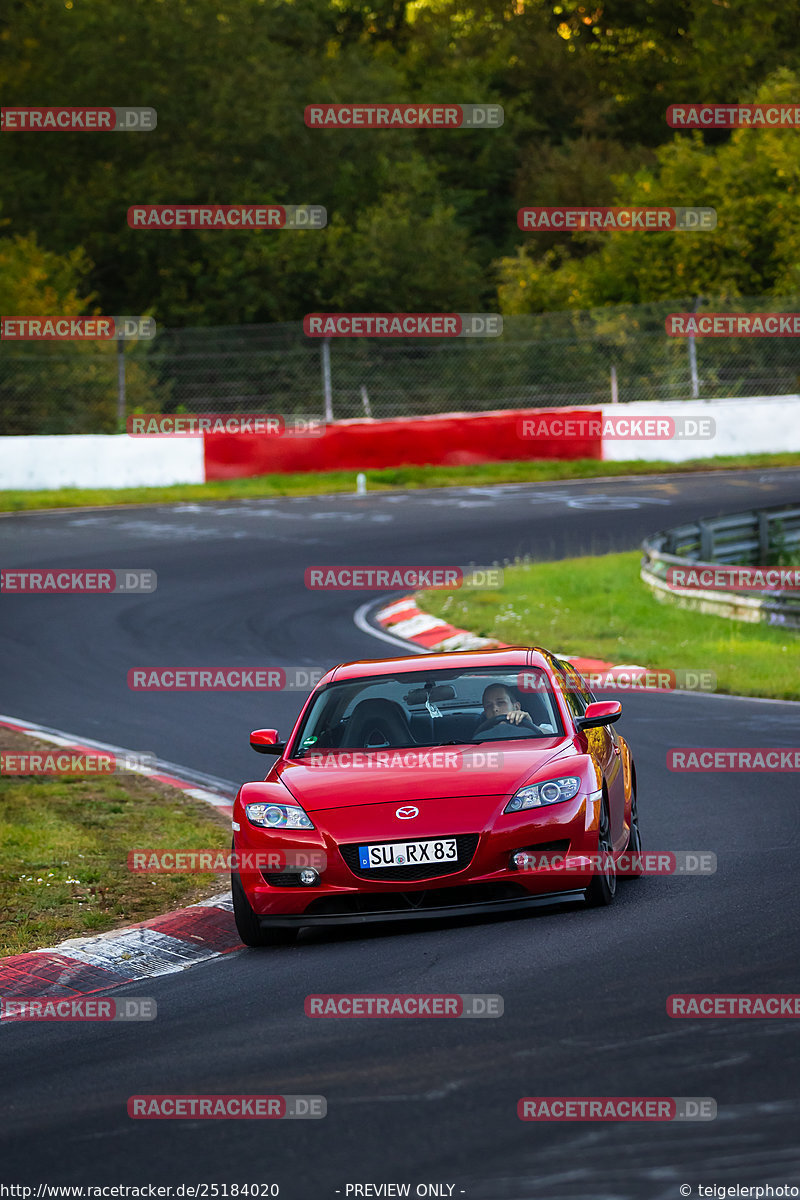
[231,647,641,946]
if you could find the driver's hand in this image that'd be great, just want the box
[505,710,532,725]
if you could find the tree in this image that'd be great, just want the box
[496,70,800,311]
[0,227,161,433]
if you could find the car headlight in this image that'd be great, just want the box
[245,802,315,830]
[504,775,581,813]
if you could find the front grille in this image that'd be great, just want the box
[339,834,480,881]
[305,881,528,916]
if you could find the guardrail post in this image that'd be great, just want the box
[699,521,712,561]
[758,510,770,562]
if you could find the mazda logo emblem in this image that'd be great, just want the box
[396,805,419,819]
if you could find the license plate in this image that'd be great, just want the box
[358,838,458,869]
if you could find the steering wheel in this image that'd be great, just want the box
[473,715,537,739]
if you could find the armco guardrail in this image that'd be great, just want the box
[641,505,800,628]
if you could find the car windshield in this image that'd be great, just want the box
[289,666,565,757]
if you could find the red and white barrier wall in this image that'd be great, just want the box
[203,406,600,479]
[598,397,800,463]
[0,433,205,490]
[1,397,798,490]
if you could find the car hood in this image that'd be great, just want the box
[273,740,569,811]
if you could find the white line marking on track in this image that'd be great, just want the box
[0,713,237,800]
[353,600,427,653]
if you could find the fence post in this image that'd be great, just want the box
[321,338,333,422]
[117,337,126,428]
[688,295,702,399]
[688,333,699,399]
[610,364,619,403]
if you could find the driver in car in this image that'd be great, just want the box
[473,684,534,735]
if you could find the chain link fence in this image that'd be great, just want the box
[2,297,799,435]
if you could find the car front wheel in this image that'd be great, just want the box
[584,796,617,907]
[618,789,643,879]
[231,869,298,947]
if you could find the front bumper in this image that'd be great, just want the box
[234,790,603,921]
[255,885,587,927]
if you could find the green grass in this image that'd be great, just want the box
[0,741,231,956]
[1,451,799,512]
[421,551,800,701]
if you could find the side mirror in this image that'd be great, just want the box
[576,701,622,730]
[250,728,286,755]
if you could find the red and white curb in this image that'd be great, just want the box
[372,597,501,651]
[0,714,243,995]
[373,596,648,681]
[0,895,241,1000]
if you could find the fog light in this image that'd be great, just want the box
[299,868,320,886]
[511,851,536,871]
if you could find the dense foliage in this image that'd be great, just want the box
[1,0,798,324]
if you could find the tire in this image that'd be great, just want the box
[584,795,617,907]
[231,869,298,947]
[618,789,643,879]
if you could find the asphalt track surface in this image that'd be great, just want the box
[1,468,799,1199]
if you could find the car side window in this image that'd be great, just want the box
[569,664,596,709]
[554,660,589,718]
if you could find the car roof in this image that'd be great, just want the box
[323,646,557,684]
